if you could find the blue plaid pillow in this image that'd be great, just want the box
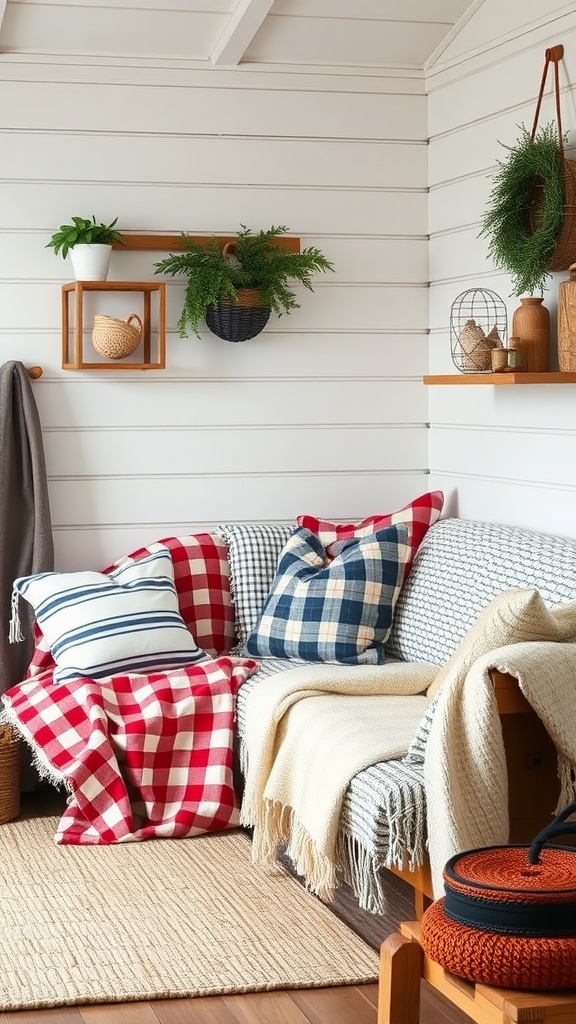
[245,524,410,664]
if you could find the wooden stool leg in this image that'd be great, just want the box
[378,932,423,1024]
[414,889,432,921]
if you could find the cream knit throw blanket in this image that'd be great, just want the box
[425,588,576,897]
[239,661,437,899]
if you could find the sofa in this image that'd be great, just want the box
[216,513,576,916]
[4,498,576,920]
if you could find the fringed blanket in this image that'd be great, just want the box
[239,661,437,899]
[1,657,257,843]
[425,587,576,895]
[241,588,576,903]
[426,645,576,896]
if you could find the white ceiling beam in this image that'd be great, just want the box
[424,0,486,72]
[211,0,275,67]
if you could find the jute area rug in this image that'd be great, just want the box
[0,807,378,1011]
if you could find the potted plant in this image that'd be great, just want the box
[480,123,576,295]
[154,225,334,342]
[47,215,123,281]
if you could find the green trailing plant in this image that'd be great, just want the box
[480,123,566,296]
[154,225,335,338]
[47,215,123,260]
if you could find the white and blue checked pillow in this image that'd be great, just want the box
[11,550,208,685]
[215,523,294,653]
[245,524,410,664]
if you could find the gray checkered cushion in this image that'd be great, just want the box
[214,523,293,653]
[387,517,576,665]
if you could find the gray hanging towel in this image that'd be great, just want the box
[0,361,54,696]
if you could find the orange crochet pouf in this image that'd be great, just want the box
[421,802,576,990]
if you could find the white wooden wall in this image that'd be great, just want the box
[427,1,576,536]
[0,56,429,570]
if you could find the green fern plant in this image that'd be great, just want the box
[480,124,565,295]
[154,225,334,338]
[47,215,123,260]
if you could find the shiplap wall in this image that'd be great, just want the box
[0,53,429,571]
[426,1,576,536]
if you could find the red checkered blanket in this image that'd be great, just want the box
[1,656,257,844]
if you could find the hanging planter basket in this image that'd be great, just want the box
[205,288,271,343]
[535,157,576,272]
[481,45,576,295]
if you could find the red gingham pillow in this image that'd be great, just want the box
[297,490,444,567]
[26,534,235,678]
[106,534,235,657]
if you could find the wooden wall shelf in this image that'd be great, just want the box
[424,372,576,385]
[113,233,301,253]
[62,281,166,371]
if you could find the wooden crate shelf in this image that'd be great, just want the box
[62,281,166,371]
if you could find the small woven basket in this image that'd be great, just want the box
[421,802,576,990]
[0,724,20,825]
[92,313,143,360]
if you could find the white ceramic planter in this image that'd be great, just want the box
[69,244,112,281]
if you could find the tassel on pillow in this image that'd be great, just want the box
[8,587,24,644]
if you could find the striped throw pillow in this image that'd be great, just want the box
[11,550,208,685]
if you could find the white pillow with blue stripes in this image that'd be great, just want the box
[11,550,208,685]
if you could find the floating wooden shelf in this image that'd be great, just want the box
[62,281,166,371]
[113,233,301,253]
[424,372,576,385]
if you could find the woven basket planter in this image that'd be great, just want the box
[92,313,143,360]
[205,289,271,343]
[527,157,576,272]
[549,158,576,270]
[0,725,20,825]
[421,802,576,990]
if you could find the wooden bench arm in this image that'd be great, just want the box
[490,668,532,713]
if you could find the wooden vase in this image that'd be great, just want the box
[558,264,576,372]
[511,297,550,372]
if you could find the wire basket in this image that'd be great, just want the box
[0,724,20,824]
[450,289,508,373]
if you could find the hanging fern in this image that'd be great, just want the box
[155,225,334,338]
[480,123,565,296]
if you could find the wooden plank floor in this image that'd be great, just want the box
[2,794,472,1024]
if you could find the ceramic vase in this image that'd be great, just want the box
[511,297,550,372]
